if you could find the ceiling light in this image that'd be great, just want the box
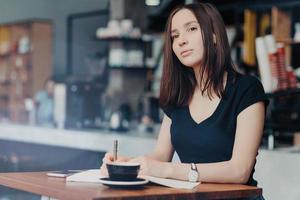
[145,0,160,6]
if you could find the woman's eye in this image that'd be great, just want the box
[171,35,179,39]
[188,27,198,32]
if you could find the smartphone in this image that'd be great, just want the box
[47,170,82,178]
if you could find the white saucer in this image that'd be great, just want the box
[99,177,149,187]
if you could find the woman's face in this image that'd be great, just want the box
[171,9,204,69]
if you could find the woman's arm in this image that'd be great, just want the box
[145,115,175,162]
[133,101,265,184]
[100,115,175,175]
[199,101,265,183]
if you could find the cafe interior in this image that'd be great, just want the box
[0,0,300,199]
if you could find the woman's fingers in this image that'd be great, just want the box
[100,153,129,177]
[102,153,114,163]
[100,153,112,176]
[102,152,131,173]
[100,164,108,176]
[129,156,141,163]
[116,156,128,162]
[105,153,114,161]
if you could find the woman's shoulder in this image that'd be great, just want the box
[230,72,263,90]
[228,72,269,114]
[225,72,267,102]
[161,104,185,119]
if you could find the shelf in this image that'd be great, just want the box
[94,36,149,43]
[0,95,9,101]
[277,40,300,45]
[0,80,11,85]
[0,20,53,124]
[109,66,154,70]
[265,121,300,132]
[233,1,300,12]
[266,88,300,98]
[0,52,31,59]
[0,54,10,59]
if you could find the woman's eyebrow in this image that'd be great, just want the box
[171,29,178,34]
[184,21,199,27]
[171,21,199,33]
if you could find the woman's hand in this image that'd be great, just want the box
[100,152,130,176]
[130,156,169,178]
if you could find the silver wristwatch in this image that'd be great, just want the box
[188,163,199,182]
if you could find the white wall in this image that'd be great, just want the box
[0,0,108,76]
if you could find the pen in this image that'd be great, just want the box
[113,139,118,162]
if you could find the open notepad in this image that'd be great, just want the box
[66,169,200,189]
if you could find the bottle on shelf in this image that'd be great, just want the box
[294,22,300,42]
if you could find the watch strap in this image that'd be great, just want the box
[191,163,198,171]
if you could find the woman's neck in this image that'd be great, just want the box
[193,70,228,98]
[193,68,207,91]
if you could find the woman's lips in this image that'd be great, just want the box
[181,49,193,57]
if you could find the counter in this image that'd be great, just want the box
[0,123,157,156]
[0,123,299,200]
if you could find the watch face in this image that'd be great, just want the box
[188,170,198,182]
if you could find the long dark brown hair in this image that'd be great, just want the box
[159,3,237,109]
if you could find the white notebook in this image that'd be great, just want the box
[66,169,200,189]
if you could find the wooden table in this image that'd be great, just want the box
[0,172,262,200]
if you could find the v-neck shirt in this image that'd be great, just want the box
[187,75,229,126]
[163,72,269,186]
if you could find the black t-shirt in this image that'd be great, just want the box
[163,72,269,186]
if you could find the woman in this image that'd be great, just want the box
[101,3,268,198]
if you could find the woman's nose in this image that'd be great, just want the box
[178,36,188,46]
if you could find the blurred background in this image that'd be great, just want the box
[0,0,300,199]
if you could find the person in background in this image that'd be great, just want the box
[34,78,55,127]
[101,3,268,199]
